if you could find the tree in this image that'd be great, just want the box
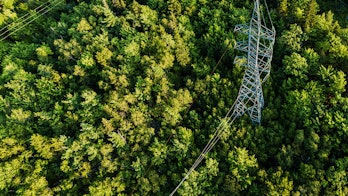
[0,0,348,195]
[278,24,306,53]
[225,147,258,194]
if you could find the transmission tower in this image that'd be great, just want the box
[233,0,276,123]
[170,0,275,195]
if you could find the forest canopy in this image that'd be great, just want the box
[0,0,347,195]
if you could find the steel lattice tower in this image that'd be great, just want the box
[233,0,276,123]
[171,0,276,194]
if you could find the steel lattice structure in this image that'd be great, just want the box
[233,0,276,123]
[171,0,276,195]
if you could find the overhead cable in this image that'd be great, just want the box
[0,0,63,41]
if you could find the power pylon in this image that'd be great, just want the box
[170,0,275,195]
[233,0,276,123]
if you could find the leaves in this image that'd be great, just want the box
[0,0,347,195]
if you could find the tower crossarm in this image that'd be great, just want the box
[234,24,249,35]
[234,23,275,41]
[235,40,273,58]
[260,24,276,41]
[234,41,249,53]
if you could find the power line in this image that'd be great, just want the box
[0,0,63,41]
[0,1,52,37]
[338,0,348,8]
[170,0,275,194]
[170,98,243,196]
[130,39,233,195]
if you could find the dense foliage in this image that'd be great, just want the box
[0,0,347,195]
